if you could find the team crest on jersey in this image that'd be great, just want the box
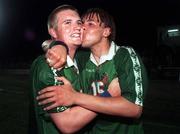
[100,73,109,86]
[85,68,96,73]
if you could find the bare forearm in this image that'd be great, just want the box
[74,92,142,118]
[50,106,97,133]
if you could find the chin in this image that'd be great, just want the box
[81,44,89,48]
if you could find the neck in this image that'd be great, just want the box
[68,46,78,60]
[91,40,111,63]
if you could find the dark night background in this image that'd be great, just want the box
[0,1,180,133]
[0,0,180,72]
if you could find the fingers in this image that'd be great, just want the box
[46,49,66,69]
[38,96,56,105]
[36,91,55,100]
[46,50,56,66]
[44,103,59,111]
[45,49,53,61]
[36,85,66,111]
[36,86,58,101]
[53,62,66,69]
[39,98,60,111]
[38,86,57,95]
[46,58,52,65]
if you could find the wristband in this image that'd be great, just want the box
[100,90,111,97]
[49,40,69,54]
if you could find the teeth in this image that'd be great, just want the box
[71,33,80,37]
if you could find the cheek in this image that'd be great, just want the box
[62,29,71,37]
[60,30,70,40]
[84,31,97,40]
[82,34,96,47]
[64,28,71,33]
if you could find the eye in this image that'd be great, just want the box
[88,22,94,26]
[64,21,71,25]
[77,20,82,26]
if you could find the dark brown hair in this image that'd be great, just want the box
[82,8,116,41]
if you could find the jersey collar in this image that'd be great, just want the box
[90,41,120,66]
[65,55,79,73]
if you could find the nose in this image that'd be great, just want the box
[82,26,86,30]
[75,25,81,30]
[74,23,82,31]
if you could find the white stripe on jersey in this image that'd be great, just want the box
[122,46,143,106]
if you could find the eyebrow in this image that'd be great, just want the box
[77,19,82,23]
[63,19,72,23]
[63,19,82,23]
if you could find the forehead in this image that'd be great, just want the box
[57,9,80,20]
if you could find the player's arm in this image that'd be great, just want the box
[70,92,142,118]
[50,106,96,133]
[36,77,120,133]
[69,48,146,118]
[37,78,141,118]
[40,80,97,133]
[37,79,141,118]
[51,78,121,133]
[37,48,147,118]
[42,40,68,69]
[31,56,97,133]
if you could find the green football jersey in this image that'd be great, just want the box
[30,55,80,134]
[76,42,148,134]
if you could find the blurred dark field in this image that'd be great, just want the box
[0,69,180,134]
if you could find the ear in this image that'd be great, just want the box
[48,28,57,39]
[103,27,111,38]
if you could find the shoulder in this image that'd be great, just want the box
[31,55,49,72]
[30,55,53,81]
[116,46,136,55]
[31,55,46,67]
[114,45,143,70]
[30,55,56,88]
[114,46,134,61]
[115,45,141,60]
